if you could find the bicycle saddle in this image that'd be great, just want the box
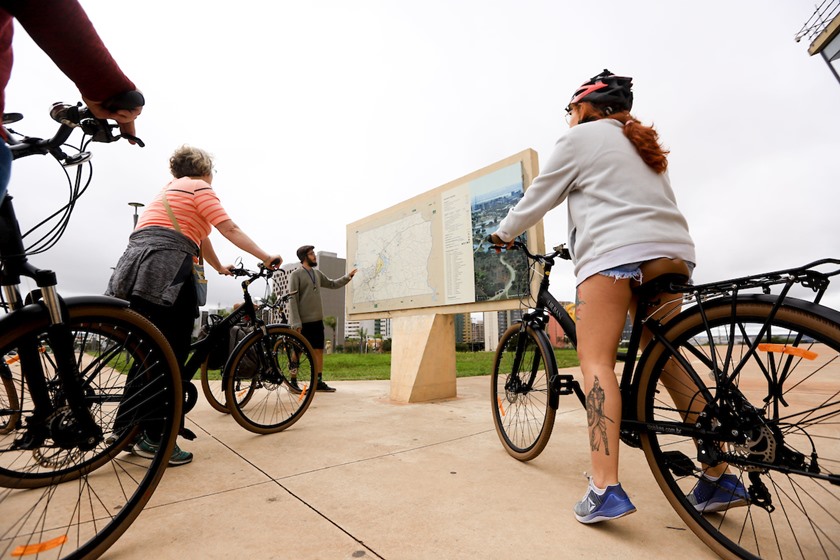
[633,258,690,290]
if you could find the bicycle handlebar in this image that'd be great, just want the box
[5,95,145,162]
[228,263,278,280]
[488,238,571,264]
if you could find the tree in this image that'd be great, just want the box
[358,327,368,354]
[323,316,337,352]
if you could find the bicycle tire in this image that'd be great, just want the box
[637,297,840,560]
[491,323,557,461]
[200,357,255,413]
[0,360,20,435]
[0,302,181,560]
[225,325,316,434]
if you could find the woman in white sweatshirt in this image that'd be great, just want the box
[491,70,733,524]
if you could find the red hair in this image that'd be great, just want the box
[575,103,669,174]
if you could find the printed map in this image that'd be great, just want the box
[352,212,434,308]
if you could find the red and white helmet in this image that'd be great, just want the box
[567,69,633,112]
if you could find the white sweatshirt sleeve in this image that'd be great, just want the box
[494,134,578,242]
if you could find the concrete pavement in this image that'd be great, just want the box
[104,373,717,560]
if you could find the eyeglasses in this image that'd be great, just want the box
[564,105,574,125]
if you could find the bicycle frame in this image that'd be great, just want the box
[183,268,269,380]
[505,241,840,445]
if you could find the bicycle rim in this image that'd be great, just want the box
[200,358,229,413]
[0,364,20,435]
[226,326,316,434]
[0,304,181,560]
[491,324,556,461]
[638,299,840,560]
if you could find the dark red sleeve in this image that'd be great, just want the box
[3,0,135,101]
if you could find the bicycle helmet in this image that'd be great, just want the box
[297,245,315,262]
[567,69,633,113]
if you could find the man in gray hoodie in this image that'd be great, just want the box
[288,245,357,392]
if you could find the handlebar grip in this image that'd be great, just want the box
[101,90,145,111]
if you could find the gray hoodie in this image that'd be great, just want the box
[495,119,695,283]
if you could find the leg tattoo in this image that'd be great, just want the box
[586,376,613,455]
[575,288,585,323]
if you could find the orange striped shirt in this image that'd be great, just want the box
[136,177,231,247]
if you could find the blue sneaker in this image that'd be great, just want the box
[574,481,637,524]
[687,473,748,513]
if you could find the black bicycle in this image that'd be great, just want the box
[198,289,297,415]
[183,265,316,434]
[491,240,840,560]
[0,101,182,559]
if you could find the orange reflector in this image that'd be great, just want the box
[299,386,307,402]
[237,389,249,398]
[757,343,818,361]
[12,535,68,556]
[497,397,506,417]
[5,355,20,365]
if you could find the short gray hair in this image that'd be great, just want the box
[169,145,213,178]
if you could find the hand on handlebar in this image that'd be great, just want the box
[217,264,235,276]
[488,233,514,253]
[262,255,283,270]
[82,90,144,144]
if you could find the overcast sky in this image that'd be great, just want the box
[6,1,840,311]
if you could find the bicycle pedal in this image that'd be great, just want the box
[551,374,578,395]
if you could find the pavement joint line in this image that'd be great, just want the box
[193,420,387,560]
[189,415,499,483]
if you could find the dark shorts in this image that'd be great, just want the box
[300,321,325,350]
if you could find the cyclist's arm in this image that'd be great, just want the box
[214,219,281,269]
[8,0,142,134]
[318,269,354,289]
[201,237,232,276]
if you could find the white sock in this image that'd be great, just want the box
[589,479,607,496]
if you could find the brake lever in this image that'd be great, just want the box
[120,133,145,147]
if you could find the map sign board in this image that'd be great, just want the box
[347,149,544,319]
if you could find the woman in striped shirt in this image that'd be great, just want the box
[107,145,281,465]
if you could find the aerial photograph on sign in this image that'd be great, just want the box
[469,162,529,301]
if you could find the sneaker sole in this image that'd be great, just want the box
[694,497,748,513]
[131,447,157,460]
[575,506,636,524]
[132,446,193,466]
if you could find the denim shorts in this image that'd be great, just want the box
[597,260,695,284]
[598,261,643,283]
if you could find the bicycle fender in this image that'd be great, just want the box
[0,295,131,335]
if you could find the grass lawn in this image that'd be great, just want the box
[203,349,579,381]
[322,349,580,381]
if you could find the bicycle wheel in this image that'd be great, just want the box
[491,323,556,461]
[199,357,226,412]
[0,357,20,435]
[637,297,840,560]
[199,357,255,413]
[225,325,316,434]
[0,302,181,560]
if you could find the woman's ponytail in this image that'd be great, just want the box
[621,117,669,174]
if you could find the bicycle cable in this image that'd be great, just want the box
[21,135,95,255]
